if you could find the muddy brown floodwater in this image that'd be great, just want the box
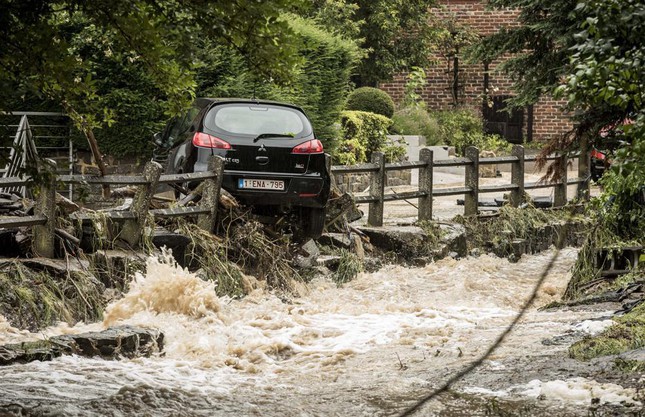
[0,249,643,416]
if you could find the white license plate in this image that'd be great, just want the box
[238,178,285,190]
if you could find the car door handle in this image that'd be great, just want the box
[255,156,269,165]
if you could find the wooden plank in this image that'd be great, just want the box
[383,191,427,202]
[0,177,28,187]
[525,181,565,190]
[0,215,47,228]
[158,171,216,184]
[151,206,212,217]
[59,174,148,185]
[331,163,379,174]
[384,160,428,171]
[479,156,519,165]
[433,187,472,197]
[354,195,379,204]
[479,184,520,193]
[433,157,472,167]
[70,211,137,221]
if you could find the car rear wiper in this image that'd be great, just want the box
[253,133,294,143]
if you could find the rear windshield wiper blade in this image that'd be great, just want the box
[253,133,294,143]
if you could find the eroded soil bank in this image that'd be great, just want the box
[0,248,642,416]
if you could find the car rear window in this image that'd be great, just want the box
[204,104,312,138]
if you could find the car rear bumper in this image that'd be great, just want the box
[192,165,330,208]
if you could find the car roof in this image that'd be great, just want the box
[195,98,305,112]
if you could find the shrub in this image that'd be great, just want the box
[345,87,395,118]
[333,110,405,165]
[433,107,511,155]
[391,107,441,145]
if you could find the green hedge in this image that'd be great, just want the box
[198,15,360,147]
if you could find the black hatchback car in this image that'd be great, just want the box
[153,98,331,238]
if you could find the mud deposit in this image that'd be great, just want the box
[0,249,643,416]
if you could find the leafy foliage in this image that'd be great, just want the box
[391,107,441,146]
[334,110,405,165]
[433,108,510,155]
[345,87,395,118]
[0,0,305,153]
[197,15,360,147]
[309,0,440,86]
[470,0,579,109]
[471,0,644,240]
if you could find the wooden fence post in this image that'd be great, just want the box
[418,148,433,221]
[554,155,568,207]
[510,145,525,207]
[368,152,385,227]
[464,146,479,216]
[32,162,56,258]
[197,156,224,232]
[577,141,591,201]
[121,161,163,247]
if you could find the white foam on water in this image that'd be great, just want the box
[572,319,615,335]
[4,246,631,415]
[519,377,642,406]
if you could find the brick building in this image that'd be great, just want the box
[379,0,572,143]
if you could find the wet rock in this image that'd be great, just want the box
[432,223,468,260]
[152,228,192,266]
[294,239,320,268]
[88,250,146,290]
[357,225,428,261]
[0,326,164,366]
[317,233,353,249]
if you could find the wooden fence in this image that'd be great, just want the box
[0,156,225,258]
[331,145,591,227]
[0,144,591,258]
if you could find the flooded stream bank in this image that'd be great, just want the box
[0,249,642,416]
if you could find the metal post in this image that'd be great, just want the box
[120,161,163,247]
[32,161,56,258]
[418,148,433,221]
[510,145,525,207]
[464,146,479,216]
[554,155,568,207]
[197,156,224,232]
[368,152,385,227]
[577,141,590,201]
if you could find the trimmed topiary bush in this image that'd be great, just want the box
[345,87,395,118]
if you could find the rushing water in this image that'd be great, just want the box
[0,249,642,416]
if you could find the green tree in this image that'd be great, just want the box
[472,0,644,238]
[0,0,304,181]
[310,0,440,86]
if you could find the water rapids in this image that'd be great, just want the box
[0,249,642,416]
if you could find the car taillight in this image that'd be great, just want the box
[292,139,323,154]
[591,149,606,160]
[192,132,231,149]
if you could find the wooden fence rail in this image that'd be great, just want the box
[0,144,591,257]
[0,156,225,257]
[330,145,591,227]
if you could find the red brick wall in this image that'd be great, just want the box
[379,0,572,142]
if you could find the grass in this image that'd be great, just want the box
[569,302,645,368]
[0,261,104,331]
[332,249,363,285]
[456,205,583,256]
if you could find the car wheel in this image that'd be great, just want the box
[296,207,326,240]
